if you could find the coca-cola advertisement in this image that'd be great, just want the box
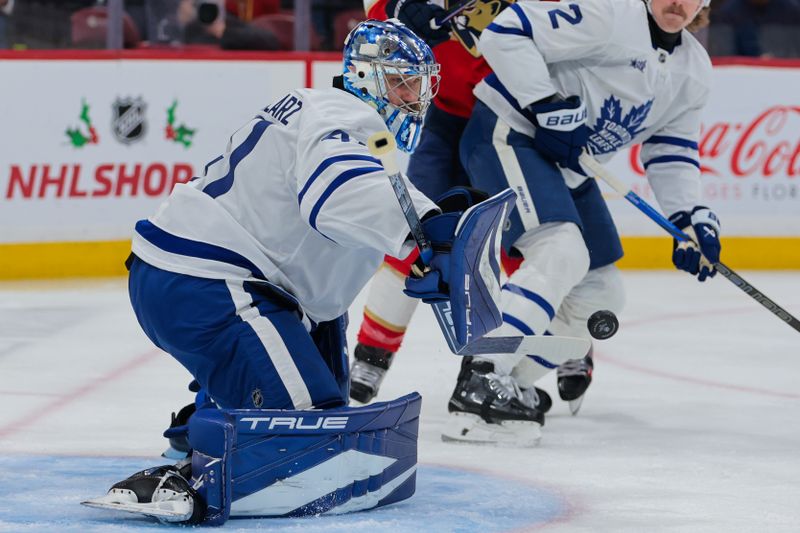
[604,64,800,236]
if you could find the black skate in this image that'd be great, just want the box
[442,358,545,447]
[82,461,205,524]
[521,386,552,414]
[557,350,594,415]
[349,343,394,404]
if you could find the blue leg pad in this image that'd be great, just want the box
[189,392,422,525]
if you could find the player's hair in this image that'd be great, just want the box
[687,7,710,33]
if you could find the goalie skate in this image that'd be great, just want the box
[81,463,204,524]
[441,358,544,447]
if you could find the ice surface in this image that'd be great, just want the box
[1,272,799,532]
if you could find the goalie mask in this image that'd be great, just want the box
[449,0,516,58]
[343,19,441,153]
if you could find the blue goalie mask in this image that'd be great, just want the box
[343,19,441,153]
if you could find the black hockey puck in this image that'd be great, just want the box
[587,310,619,340]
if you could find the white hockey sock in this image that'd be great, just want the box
[477,222,590,380]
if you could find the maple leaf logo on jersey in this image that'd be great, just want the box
[587,96,653,155]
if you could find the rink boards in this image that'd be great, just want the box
[0,52,798,278]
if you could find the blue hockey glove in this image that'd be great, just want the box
[668,206,722,282]
[526,95,590,174]
[394,0,451,46]
[404,187,489,303]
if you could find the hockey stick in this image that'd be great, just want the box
[431,0,478,29]
[579,151,800,334]
[367,131,591,362]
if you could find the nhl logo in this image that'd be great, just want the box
[112,96,147,144]
[251,388,264,408]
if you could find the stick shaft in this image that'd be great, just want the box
[432,0,477,29]
[579,152,800,333]
[367,132,433,264]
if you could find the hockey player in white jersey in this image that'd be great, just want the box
[444,0,722,444]
[82,20,518,524]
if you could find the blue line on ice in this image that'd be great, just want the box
[0,454,566,532]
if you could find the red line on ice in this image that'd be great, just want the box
[598,304,800,399]
[0,349,162,440]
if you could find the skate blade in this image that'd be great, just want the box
[82,493,191,522]
[568,395,585,416]
[441,412,542,448]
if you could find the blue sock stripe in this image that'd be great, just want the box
[527,355,558,369]
[502,283,555,320]
[502,312,535,335]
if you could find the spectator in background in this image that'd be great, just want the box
[0,0,12,48]
[312,0,361,50]
[8,0,96,48]
[712,0,800,56]
[224,0,280,21]
[179,0,280,49]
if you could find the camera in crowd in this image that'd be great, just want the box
[196,0,224,25]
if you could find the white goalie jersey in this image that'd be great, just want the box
[132,87,436,323]
[474,0,712,217]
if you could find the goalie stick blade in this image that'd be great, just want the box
[82,495,193,523]
[457,335,591,366]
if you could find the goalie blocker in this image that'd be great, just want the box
[84,393,421,525]
[403,187,517,352]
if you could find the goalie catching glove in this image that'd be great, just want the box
[404,187,488,302]
[668,206,722,282]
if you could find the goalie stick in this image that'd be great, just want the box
[367,131,591,364]
[579,151,800,334]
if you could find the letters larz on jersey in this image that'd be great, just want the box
[112,96,147,145]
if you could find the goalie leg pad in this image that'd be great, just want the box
[189,392,422,525]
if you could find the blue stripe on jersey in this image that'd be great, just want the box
[307,166,383,234]
[203,119,272,198]
[485,22,530,37]
[502,312,535,335]
[528,355,558,369]
[204,154,224,176]
[484,74,524,114]
[643,136,699,150]
[298,154,382,205]
[509,3,533,37]
[503,283,556,320]
[135,219,267,279]
[643,155,700,169]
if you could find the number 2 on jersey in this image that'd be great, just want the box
[548,3,583,29]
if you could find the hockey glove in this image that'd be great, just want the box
[668,206,722,282]
[394,0,452,46]
[404,187,489,302]
[526,95,590,175]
